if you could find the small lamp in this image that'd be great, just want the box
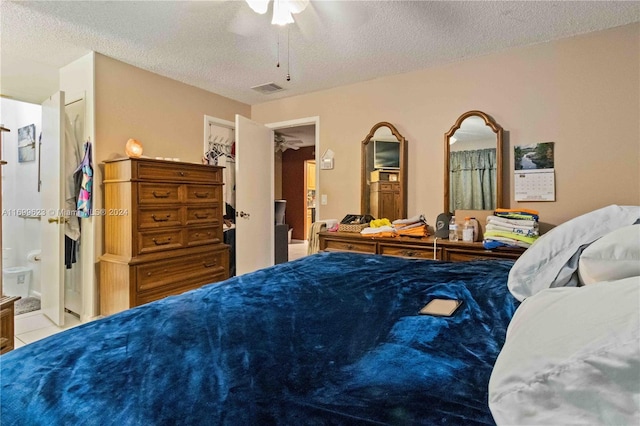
[125,138,143,158]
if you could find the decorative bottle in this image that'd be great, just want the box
[449,216,458,241]
[462,217,474,242]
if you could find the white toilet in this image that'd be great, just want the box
[3,266,32,298]
[2,248,38,299]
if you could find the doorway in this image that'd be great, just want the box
[269,117,319,259]
[1,95,87,323]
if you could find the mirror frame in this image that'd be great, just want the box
[444,110,503,213]
[361,122,408,220]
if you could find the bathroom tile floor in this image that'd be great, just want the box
[14,310,82,350]
[13,243,309,351]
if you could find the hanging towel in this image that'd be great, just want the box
[74,141,93,218]
[307,222,327,255]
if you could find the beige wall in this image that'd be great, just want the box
[94,54,250,164]
[251,23,640,228]
[93,54,250,286]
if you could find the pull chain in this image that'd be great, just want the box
[286,26,291,81]
[276,30,280,68]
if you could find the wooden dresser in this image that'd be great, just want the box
[100,158,229,316]
[319,231,525,261]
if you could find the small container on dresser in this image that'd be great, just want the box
[100,158,230,316]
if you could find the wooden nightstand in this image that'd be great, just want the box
[1,296,21,354]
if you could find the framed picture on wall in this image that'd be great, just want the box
[17,123,36,163]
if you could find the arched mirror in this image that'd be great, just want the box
[444,111,503,213]
[361,122,407,221]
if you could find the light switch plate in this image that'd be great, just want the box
[321,194,327,205]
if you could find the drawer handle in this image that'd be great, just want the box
[204,261,217,268]
[178,171,189,177]
[345,244,354,250]
[152,191,170,198]
[404,250,416,257]
[194,192,210,198]
[152,214,170,222]
[152,237,172,245]
[195,213,209,219]
[194,232,212,238]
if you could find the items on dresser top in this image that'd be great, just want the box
[483,208,540,250]
[100,157,229,316]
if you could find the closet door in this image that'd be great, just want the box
[40,92,66,326]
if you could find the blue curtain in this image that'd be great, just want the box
[449,148,496,211]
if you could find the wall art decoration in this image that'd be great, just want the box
[17,123,36,163]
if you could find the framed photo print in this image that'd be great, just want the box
[18,124,36,163]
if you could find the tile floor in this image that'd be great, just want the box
[14,310,82,350]
[12,241,310,351]
[288,239,309,261]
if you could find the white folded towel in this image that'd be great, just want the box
[361,225,395,235]
[487,215,538,228]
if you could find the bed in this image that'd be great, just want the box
[2,204,638,425]
[1,253,517,425]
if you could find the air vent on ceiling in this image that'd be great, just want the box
[251,82,284,94]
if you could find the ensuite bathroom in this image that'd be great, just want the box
[2,97,83,317]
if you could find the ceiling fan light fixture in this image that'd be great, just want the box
[246,0,309,25]
[246,0,269,14]
[272,0,294,26]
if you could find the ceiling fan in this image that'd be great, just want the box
[274,133,303,152]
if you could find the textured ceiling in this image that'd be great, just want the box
[1,1,639,105]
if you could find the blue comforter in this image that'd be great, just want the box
[1,252,519,425]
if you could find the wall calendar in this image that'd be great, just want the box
[514,169,556,201]
[513,142,556,202]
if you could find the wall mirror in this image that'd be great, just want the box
[444,110,503,213]
[361,122,407,221]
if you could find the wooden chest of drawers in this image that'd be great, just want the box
[100,158,229,316]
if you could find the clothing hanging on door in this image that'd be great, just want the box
[74,140,93,218]
[65,113,83,241]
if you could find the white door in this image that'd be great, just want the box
[40,92,65,326]
[235,115,274,275]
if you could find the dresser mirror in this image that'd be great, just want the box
[361,122,407,221]
[444,111,503,213]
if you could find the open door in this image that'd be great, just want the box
[235,115,274,275]
[40,92,65,326]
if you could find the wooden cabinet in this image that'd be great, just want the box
[369,181,401,220]
[306,161,316,190]
[100,158,229,316]
[1,296,20,355]
[318,231,524,262]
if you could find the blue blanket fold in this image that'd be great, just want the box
[1,252,518,425]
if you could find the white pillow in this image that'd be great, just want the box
[489,277,640,425]
[508,205,640,301]
[579,225,640,285]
